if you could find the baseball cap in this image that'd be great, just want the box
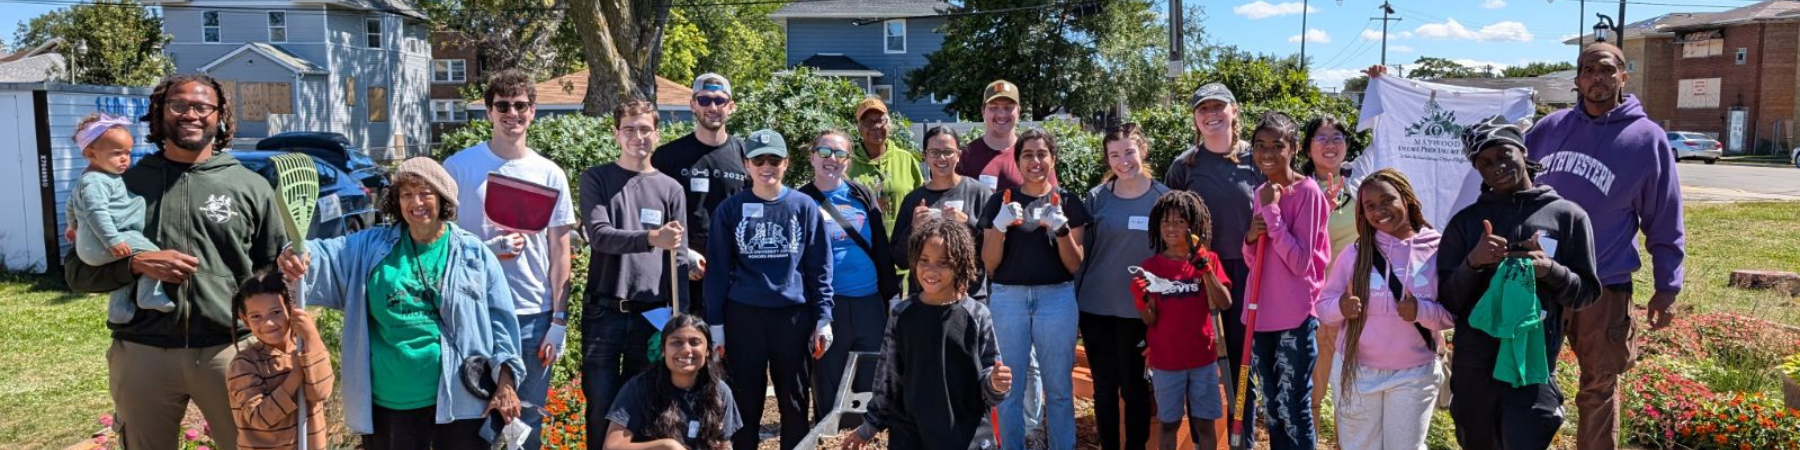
[1461,115,1527,161]
[854,97,889,120]
[1189,83,1237,109]
[744,129,788,159]
[982,80,1019,105]
[692,73,732,98]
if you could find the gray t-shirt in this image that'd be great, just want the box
[1163,142,1264,260]
[1075,181,1170,318]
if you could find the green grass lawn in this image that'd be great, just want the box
[1,202,1797,449]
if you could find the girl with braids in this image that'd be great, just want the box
[1241,111,1330,450]
[1314,168,1451,449]
[1127,190,1231,450]
[603,314,743,450]
[845,220,1011,450]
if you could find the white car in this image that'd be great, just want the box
[1791,145,1799,169]
[1668,132,1722,164]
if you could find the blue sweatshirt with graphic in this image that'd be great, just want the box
[704,187,835,326]
[1524,95,1686,292]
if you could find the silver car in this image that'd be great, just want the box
[1791,145,1799,169]
[1668,132,1722,164]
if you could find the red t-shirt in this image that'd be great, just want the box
[956,136,1058,192]
[1133,250,1230,371]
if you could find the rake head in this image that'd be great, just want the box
[269,153,319,254]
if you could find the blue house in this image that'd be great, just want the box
[146,0,433,160]
[771,0,954,122]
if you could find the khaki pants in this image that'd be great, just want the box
[107,339,241,450]
[1566,286,1638,450]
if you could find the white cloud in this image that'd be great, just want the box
[1361,29,1402,41]
[1289,29,1332,44]
[1233,1,1317,20]
[1453,59,1512,74]
[1414,18,1533,42]
[1390,45,1415,53]
[1482,0,1507,9]
[1401,31,1414,39]
[1311,68,1364,91]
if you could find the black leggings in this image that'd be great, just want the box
[1449,369,1566,450]
[364,405,488,450]
[1079,313,1152,450]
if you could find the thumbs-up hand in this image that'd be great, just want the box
[994,190,1025,232]
[913,198,938,225]
[1040,192,1069,235]
[1467,220,1508,269]
[989,359,1013,394]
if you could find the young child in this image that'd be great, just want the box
[227,269,333,450]
[1240,111,1331,450]
[1129,190,1232,450]
[65,113,168,323]
[844,220,1013,450]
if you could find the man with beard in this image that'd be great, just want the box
[64,74,287,450]
[1522,42,1686,450]
[846,97,923,236]
[575,100,689,447]
[652,73,748,317]
[443,69,576,450]
[957,80,1056,191]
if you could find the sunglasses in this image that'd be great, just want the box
[750,156,784,167]
[814,147,850,159]
[491,101,534,114]
[695,96,731,107]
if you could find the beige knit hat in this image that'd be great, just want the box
[394,157,459,208]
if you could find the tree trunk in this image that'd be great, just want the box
[569,0,666,116]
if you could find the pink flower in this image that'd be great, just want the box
[201,421,210,435]
[184,429,200,441]
[93,435,108,446]
[198,446,210,450]
[98,413,114,427]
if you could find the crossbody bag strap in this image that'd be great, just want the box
[1368,244,1437,352]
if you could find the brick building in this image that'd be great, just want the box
[428,31,482,144]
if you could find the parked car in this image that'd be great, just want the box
[1668,131,1723,164]
[256,132,391,198]
[1791,145,1799,169]
[233,150,379,239]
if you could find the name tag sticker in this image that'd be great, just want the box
[688,420,699,438]
[979,175,999,189]
[1539,235,1560,260]
[640,208,664,226]
[1128,216,1150,231]
[743,203,764,218]
[691,177,710,193]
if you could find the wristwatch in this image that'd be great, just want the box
[553,311,568,321]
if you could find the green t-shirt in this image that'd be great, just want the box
[849,139,924,236]
[368,228,451,410]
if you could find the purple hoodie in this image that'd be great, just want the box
[1523,95,1686,292]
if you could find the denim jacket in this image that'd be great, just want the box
[299,223,524,434]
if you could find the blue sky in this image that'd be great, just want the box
[0,0,1751,91]
[1192,0,1748,90]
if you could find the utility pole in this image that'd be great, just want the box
[1168,0,1184,105]
[1374,1,1401,67]
[1618,0,1627,41]
[1301,0,1309,67]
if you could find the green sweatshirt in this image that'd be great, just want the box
[848,139,924,236]
[63,150,287,348]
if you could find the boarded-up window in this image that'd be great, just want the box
[1678,78,1721,109]
[344,77,357,106]
[237,82,294,122]
[369,86,388,122]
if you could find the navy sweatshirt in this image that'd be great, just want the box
[704,187,835,326]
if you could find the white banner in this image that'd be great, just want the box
[1354,76,1536,229]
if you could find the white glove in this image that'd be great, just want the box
[1040,204,1070,234]
[485,233,525,258]
[812,319,834,359]
[538,323,566,368]
[684,247,704,265]
[993,202,1025,232]
[710,325,726,353]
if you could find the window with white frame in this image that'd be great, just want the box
[1737,48,1748,65]
[929,93,952,105]
[203,11,221,43]
[431,100,468,122]
[884,20,906,54]
[874,85,893,102]
[366,18,383,48]
[433,60,466,83]
[267,12,286,43]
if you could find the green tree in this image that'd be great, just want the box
[731,67,916,186]
[906,0,1169,120]
[11,0,169,87]
[1407,56,1482,79]
[1502,61,1576,78]
[657,4,785,87]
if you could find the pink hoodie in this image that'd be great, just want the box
[1241,177,1332,332]
[1316,228,1452,371]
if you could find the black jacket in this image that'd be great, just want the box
[1437,185,1600,373]
[801,180,901,302]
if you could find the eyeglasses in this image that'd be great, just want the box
[924,149,959,159]
[1312,135,1347,145]
[814,147,850,159]
[167,101,219,117]
[491,101,534,114]
[695,96,731,107]
[749,156,784,167]
[617,126,656,137]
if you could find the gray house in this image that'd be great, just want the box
[771,0,953,122]
[148,0,432,159]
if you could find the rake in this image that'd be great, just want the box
[268,152,318,448]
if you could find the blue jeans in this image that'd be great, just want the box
[517,311,554,450]
[579,303,656,450]
[1252,316,1319,450]
[990,282,1079,450]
